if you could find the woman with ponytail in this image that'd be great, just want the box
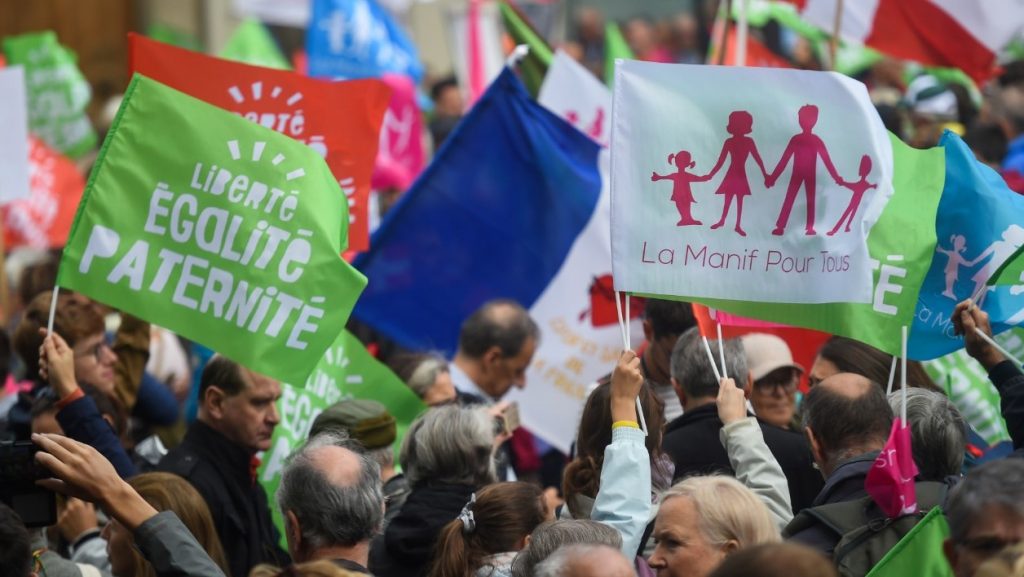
[428,482,550,577]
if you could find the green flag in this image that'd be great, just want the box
[499,2,552,96]
[220,18,291,70]
[924,331,1018,446]
[3,31,97,158]
[258,329,427,544]
[57,74,366,385]
[604,22,634,87]
[688,134,945,355]
[866,507,954,577]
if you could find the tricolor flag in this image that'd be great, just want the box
[794,0,1024,84]
[130,34,390,251]
[352,65,610,451]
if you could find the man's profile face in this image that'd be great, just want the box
[486,337,537,399]
[218,369,282,452]
[946,505,1024,577]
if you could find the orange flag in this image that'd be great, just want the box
[129,34,390,251]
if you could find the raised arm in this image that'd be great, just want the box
[716,377,793,529]
[591,350,652,559]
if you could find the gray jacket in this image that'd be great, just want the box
[135,511,227,577]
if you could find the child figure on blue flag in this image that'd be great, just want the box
[651,150,710,226]
[935,234,970,300]
[827,154,877,237]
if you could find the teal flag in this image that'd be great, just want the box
[258,329,427,543]
[220,18,291,70]
[57,74,366,385]
[692,134,945,355]
[866,507,954,577]
[2,31,97,158]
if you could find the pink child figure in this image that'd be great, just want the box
[768,104,844,236]
[935,234,970,300]
[827,154,878,236]
[703,111,770,237]
[651,150,710,226]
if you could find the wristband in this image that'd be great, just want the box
[54,387,84,410]
[612,420,640,430]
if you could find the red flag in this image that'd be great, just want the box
[692,304,829,391]
[717,29,793,69]
[2,136,84,249]
[129,34,390,251]
[866,419,919,518]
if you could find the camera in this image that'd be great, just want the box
[0,440,57,527]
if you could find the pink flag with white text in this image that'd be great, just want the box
[866,419,919,518]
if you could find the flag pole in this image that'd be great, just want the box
[735,0,749,66]
[973,327,1024,367]
[830,0,844,70]
[46,286,59,335]
[711,0,732,65]
[716,322,728,379]
[885,355,897,395]
[702,336,723,381]
[900,326,908,424]
[615,290,648,436]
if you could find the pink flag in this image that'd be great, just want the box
[866,419,919,518]
[371,74,424,192]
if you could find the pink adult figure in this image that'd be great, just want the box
[827,155,877,236]
[651,150,710,226]
[703,111,770,237]
[768,104,844,236]
[935,234,970,300]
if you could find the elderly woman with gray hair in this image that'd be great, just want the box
[369,404,498,577]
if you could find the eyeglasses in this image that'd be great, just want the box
[74,341,112,363]
[958,536,1021,555]
[754,377,798,394]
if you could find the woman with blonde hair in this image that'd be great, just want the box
[647,475,780,577]
[102,472,230,577]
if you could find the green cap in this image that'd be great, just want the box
[309,399,397,449]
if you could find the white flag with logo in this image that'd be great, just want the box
[0,66,31,203]
[611,61,894,304]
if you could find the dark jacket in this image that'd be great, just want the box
[158,421,289,577]
[369,482,475,577]
[783,451,879,554]
[57,394,136,478]
[662,403,823,513]
[989,360,1024,452]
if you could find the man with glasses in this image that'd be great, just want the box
[741,334,803,430]
[944,459,1024,577]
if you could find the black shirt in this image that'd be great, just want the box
[158,420,290,577]
[662,403,824,513]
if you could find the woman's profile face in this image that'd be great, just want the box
[647,496,727,577]
[101,517,135,577]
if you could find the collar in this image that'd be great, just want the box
[813,451,881,506]
[187,420,257,482]
[449,362,497,403]
[665,402,718,432]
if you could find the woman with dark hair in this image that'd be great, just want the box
[429,482,550,577]
[809,336,942,392]
[562,380,670,558]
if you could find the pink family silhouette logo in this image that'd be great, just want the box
[650,104,876,238]
[934,225,1024,305]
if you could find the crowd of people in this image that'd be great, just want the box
[2,284,1024,577]
[3,3,1024,577]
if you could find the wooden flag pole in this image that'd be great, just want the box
[830,0,845,70]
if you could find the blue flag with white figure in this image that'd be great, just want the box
[352,68,602,355]
[909,131,1024,359]
[306,0,423,81]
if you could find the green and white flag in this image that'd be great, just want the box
[58,74,366,385]
[258,328,427,543]
[2,31,97,158]
[865,507,953,577]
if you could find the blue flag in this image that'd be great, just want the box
[910,131,1024,359]
[353,68,602,354]
[307,0,423,81]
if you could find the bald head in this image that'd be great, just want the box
[458,299,539,359]
[535,544,635,577]
[803,372,893,473]
[308,444,363,487]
